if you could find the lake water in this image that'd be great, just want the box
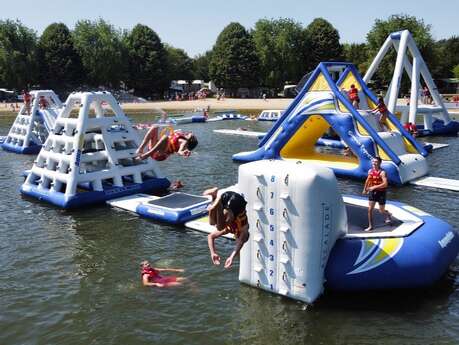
[1,112,458,345]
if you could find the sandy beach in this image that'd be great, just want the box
[0,98,292,116]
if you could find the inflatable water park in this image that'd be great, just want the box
[364,30,459,137]
[1,30,458,305]
[2,90,63,154]
[233,62,430,186]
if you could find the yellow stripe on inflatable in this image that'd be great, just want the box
[280,114,359,169]
[309,74,331,92]
[373,238,404,264]
[339,72,361,90]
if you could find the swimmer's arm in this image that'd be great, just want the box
[156,268,185,273]
[363,174,370,193]
[224,225,249,269]
[208,229,228,260]
[176,139,190,156]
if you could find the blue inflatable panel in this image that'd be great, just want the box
[135,192,211,224]
[0,136,6,144]
[1,142,42,154]
[325,198,459,290]
[416,119,459,137]
[191,115,207,123]
[20,177,170,209]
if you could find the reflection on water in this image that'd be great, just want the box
[0,112,458,345]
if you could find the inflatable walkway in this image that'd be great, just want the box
[21,91,169,208]
[233,62,429,185]
[2,90,63,154]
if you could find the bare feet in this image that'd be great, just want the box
[203,187,218,201]
[364,226,373,232]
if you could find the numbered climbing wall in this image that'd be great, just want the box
[238,160,348,303]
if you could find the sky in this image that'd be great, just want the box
[2,0,458,57]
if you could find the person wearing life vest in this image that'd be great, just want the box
[403,122,418,137]
[363,157,392,231]
[204,187,249,269]
[371,96,390,131]
[136,125,198,161]
[347,84,360,109]
[140,260,185,287]
[22,90,32,115]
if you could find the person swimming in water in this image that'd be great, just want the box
[140,260,186,287]
[204,187,249,269]
[136,125,198,161]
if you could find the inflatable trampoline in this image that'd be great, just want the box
[108,192,211,224]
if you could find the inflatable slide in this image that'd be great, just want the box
[233,62,429,185]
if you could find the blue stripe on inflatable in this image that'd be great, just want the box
[1,142,42,154]
[338,64,428,157]
[21,177,170,208]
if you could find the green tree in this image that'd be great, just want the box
[165,44,194,82]
[73,19,125,88]
[37,23,83,91]
[343,43,369,73]
[434,37,459,78]
[0,20,38,89]
[252,18,310,88]
[192,50,213,81]
[453,65,459,79]
[124,24,168,97]
[365,14,435,89]
[209,22,260,92]
[306,18,343,68]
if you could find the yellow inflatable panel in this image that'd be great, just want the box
[339,72,362,90]
[309,74,331,92]
[280,114,359,170]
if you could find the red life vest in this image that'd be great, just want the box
[349,87,359,101]
[377,102,388,114]
[141,267,160,282]
[368,168,386,191]
[166,131,187,154]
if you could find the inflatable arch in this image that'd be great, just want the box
[233,62,429,185]
[21,91,169,208]
[2,90,63,154]
[364,30,459,136]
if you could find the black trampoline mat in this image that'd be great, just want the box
[147,193,209,209]
[346,203,402,234]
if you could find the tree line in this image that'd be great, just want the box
[0,15,458,98]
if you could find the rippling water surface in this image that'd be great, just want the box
[1,112,458,345]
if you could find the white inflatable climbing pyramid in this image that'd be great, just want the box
[238,160,347,303]
[21,91,169,208]
[2,90,63,154]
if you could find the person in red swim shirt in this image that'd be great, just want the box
[136,125,198,161]
[140,260,186,287]
[346,84,360,109]
[403,122,418,137]
[363,157,392,231]
[204,187,249,269]
[371,96,390,131]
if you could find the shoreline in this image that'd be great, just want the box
[1,98,458,117]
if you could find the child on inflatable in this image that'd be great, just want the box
[371,96,390,131]
[140,260,186,287]
[362,157,392,231]
[346,84,360,109]
[136,125,198,161]
[204,187,249,269]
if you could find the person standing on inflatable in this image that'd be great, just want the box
[363,157,392,231]
[22,90,32,115]
[136,125,198,161]
[204,188,249,269]
[346,84,360,109]
[140,260,186,287]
